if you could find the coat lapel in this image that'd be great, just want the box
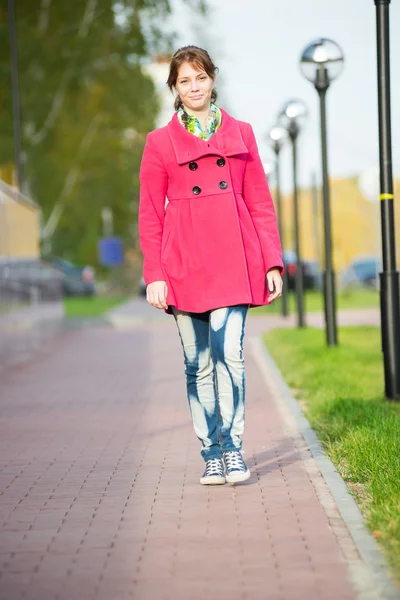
[167,108,249,165]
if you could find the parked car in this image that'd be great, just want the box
[0,258,63,303]
[340,256,381,290]
[51,259,96,297]
[283,250,322,291]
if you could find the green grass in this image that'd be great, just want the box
[252,288,379,315]
[263,326,400,581]
[63,295,127,317]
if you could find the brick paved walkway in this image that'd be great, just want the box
[0,305,379,600]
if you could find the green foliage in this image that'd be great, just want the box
[264,326,400,581]
[64,294,127,317]
[0,0,207,267]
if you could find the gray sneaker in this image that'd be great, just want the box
[223,451,250,483]
[200,458,226,485]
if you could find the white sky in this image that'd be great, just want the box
[167,0,400,194]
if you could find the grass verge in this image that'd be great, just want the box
[253,288,379,315]
[263,326,400,581]
[63,295,128,318]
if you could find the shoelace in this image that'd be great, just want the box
[224,451,246,472]
[205,458,224,476]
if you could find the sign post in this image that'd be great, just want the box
[98,237,124,292]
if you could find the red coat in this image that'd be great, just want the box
[139,108,283,314]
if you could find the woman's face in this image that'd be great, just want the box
[175,61,215,113]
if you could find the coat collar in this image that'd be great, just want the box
[167,108,249,165]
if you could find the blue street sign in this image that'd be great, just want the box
[98,237,124,266]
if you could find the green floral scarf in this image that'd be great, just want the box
[177,103,222,140]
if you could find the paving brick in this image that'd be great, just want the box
[0,314,366,600]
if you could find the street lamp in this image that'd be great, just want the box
[268,125,289,317]
[7,0,24,191]
[300,38,344,346]
[373,0,400,400]
[278,99,308,328]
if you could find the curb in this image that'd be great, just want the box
[250,335,399,600]
[61,316,112,330]
[60,315,148,331]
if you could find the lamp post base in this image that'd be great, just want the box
[323,270,338,346]
[295,267,305,328]
[380,270,400,400]
[281,269,289,317]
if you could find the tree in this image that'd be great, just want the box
[0,0,207,267]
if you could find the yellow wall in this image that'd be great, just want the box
[277,178,400,270]
[0,164,14,186]
[0,186,40,259]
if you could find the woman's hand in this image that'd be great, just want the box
[146,281,168,309]
[266,268,283,303]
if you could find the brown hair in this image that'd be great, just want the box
[167,45,218,110]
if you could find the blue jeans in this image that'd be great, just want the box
[172,305,249,462]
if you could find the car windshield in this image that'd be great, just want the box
[353,261,379,277]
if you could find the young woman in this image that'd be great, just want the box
[139,46,283,485]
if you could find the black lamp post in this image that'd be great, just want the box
[300,38,344,346]
[7,0,24,191]
[374,0,400,400]
[278,100,308,328]
[268,125,289,317]
[311,172,321,263]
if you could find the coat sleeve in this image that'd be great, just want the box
[242,123,284,275]
[138,133,168,285]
